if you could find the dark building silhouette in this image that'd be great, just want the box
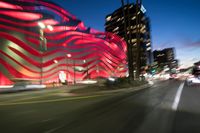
[153,48,178,70]
[105,3,152,76]
[194,61,200,66]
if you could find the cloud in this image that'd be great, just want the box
[153,41,175,50]
[180,39,200,49]
[190,58,198,61]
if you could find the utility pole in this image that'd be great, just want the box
[73,60,76,84]
[39,29,45,85]
[38,22,53,84]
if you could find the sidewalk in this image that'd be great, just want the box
[0,81,153,95]
[0,84,95,94]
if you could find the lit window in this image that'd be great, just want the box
[140,5,147,13]
[106,16,112,21]
[131,39,136,43]
[146,42,150,46]
[131,16,136,20]
[113,27,119,32]
[147,47,151,51]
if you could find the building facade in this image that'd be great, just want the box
[153,48,178,71]
[105,3,152,76]
[0,0,127,86]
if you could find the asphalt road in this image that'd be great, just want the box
[0,80,199,133]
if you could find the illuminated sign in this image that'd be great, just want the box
[59,71,66,83]
[140,5,146,13]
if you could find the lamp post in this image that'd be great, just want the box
[66,54,71,84]
[73,59,76,85]
[53,59,58,85]
[96,65,100,84]
[83,60,89,79]
[38,22,53,85]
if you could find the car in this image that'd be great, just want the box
[169,73,178,79]
[186,64,200,86]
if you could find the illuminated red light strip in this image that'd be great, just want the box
[0,24,39,37]
[0,71,13,85]
[0,32,40,56]
[0,11,42,21]
[0,18,38,27]
[8,47,40,68]
[0,1,23,10]
[0,58,39,79]
[39,1,77,20]
[0,0,127,85]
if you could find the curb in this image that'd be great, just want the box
[68,83,153,96]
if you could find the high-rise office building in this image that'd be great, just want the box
[153,48,178,69]
[105,3,152,76]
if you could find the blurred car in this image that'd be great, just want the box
[169,73,178,79]
[186,64,200,86]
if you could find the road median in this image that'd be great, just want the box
[68,80,152,95]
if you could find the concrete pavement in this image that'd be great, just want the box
[0,80,199,133]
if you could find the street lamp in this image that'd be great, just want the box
[73,59,76,85]
[96,65,99,82]
[38,22,53,85]
[54,60,58,64]
[66,54,71,84]
[83,60,89,79]
[53,59,59,85]
[65,54,75,85]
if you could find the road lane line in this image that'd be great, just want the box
[41,118,53,123]
[172,82,185,111]
[2,95,52,103]
[0,92,60,104]
[0,94,108,106]
[44,124,65,133]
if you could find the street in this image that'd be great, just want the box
[0,80,200,133]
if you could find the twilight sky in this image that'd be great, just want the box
[54,0,200,67]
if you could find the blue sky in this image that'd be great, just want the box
[54,0,200,67]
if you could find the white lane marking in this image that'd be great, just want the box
[44,124,65,133]
[0,94,106,106]
[172,82,185,111]
[41,118,53,123]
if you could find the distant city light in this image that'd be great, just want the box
[67,54,71,58]
[54,60,58,64]
[108,77,115,82]
[106,16,112,21]
[38,22,45,29]
[47,25,53,31]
